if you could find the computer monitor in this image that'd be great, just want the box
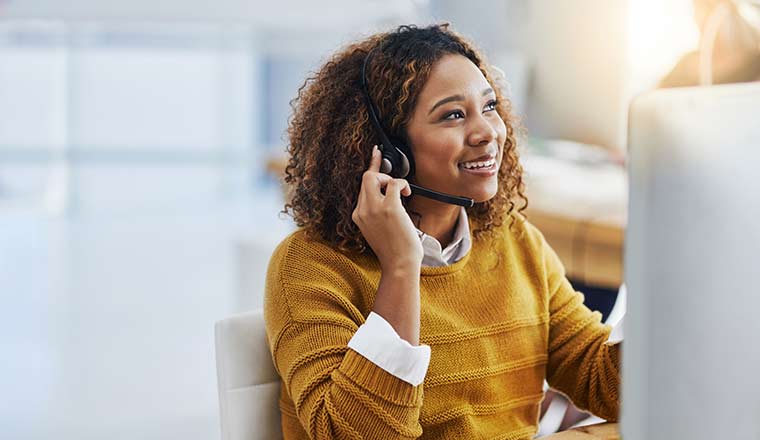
[623,82,760,439]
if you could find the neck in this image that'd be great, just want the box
[406,196,461,248]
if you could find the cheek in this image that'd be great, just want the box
[495,119,508,153]
[414,133,459,168]
[417,150,457,176]
[497,118,508,142]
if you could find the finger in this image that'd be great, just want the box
[361,170,392,195]
[400,180,412,197]
[368,145,381,173]
[384,178,407,204]
[358,173,392,214]
[357,177,390,224]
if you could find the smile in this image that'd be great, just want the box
[459,157,496,170]
[458,156,498,176]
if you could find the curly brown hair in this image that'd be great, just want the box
[283,24,528,254]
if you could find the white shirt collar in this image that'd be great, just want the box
[415,206,472,267]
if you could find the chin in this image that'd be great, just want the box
[468,184,499,204]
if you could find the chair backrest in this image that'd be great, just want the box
[215,309,282,440]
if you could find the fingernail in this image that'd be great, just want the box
[373,145,378,155]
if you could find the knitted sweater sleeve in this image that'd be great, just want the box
[534,226,621,421]
[264,238,425,439]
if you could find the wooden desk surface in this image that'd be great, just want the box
[540,422,619,439]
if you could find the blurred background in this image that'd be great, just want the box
[1,0,755,438]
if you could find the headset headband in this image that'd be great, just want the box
[361,46,400,168]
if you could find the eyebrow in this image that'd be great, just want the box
[428,87,494,115]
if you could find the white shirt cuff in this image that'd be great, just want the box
[347,312,431,386]
[604,315,624,346]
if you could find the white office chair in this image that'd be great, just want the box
[214,309,282,440]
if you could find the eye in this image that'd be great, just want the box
[484,99,498,112]
[443,110,465,120]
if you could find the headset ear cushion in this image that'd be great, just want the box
[379,140,413,178]
[380,157,393,174]
[379,144,396,175]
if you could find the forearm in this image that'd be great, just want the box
[547,296,621,420]
[274,323,425,439]
[373,264,421,345]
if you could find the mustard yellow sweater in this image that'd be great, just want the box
[264,219,619,439]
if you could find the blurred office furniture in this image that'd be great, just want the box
[215,309,282,440]
[623,82,760,439]
[522,141,627,290]
[540,422,619,439]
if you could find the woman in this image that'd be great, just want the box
[264,24,620,439]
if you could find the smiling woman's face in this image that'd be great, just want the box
[405,54,507,204]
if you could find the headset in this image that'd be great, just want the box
[360,46,475,208]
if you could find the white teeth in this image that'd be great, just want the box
[461,158,495,169]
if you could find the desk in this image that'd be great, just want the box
[540,422,619,439]
[522,153,626,289]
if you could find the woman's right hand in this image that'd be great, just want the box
[352,145,424,271]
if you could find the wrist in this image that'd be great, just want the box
[379,249,422,270]
[375,261,421,346]
[379,260,421,278]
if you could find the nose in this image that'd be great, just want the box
[466,112,498,147]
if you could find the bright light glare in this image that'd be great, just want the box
[628,0,700,85]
